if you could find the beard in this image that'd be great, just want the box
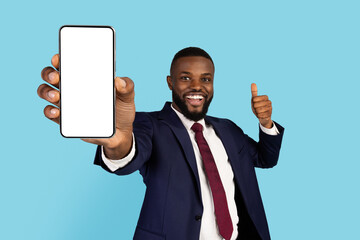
[172,90,213,122]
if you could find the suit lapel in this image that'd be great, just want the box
[158,102,202,197]
[205,116,245,183]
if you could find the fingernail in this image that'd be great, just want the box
[119,78,126,88]
[48,72,56,82]
[50,108,58,115]
[47,91,56,99]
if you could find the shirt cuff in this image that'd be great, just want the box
[259,122,279,136]
[101,133,136,172]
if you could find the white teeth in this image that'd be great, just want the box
[186,95,204,100]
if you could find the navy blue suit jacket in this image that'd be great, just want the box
[94,102,284,240]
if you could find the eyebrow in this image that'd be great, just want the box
[201,73,212,76]
[180,71,213,76]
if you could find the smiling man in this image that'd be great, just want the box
[39,47,284,240]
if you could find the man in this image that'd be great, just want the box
[38,47,284,240]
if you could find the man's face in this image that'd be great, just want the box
[167,56,214,121]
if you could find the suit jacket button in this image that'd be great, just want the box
[195,215,202,221]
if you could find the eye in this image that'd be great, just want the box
[202,78,211,82]
[180,76,191,81]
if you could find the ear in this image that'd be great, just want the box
[166,75,173,90]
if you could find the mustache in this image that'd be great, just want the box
[184,90,208,96]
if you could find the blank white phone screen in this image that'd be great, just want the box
[60,26,115,138]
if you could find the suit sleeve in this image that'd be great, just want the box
[249,121,284,168]
[228,119,284,169]
[93,112,154,175]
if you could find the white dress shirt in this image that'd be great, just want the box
[101,104,279,240]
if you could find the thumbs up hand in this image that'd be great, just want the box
[251,83,273,128]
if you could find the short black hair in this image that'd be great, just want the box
[170,47,214,75]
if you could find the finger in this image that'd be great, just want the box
[257,110,272,119]
[81,138,99,144]
[44,105,60,124]
[253,100,272,108]
[252,95,269,103]
[80,137,115,147]
[115,77,135,103]
[37,84,60,107]
[51,54,60,70]
[255,105,272,114]
[251,83,258,97]
[41,66,59,88]
[80,138,107,145]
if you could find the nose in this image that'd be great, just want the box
[190,79,202,90]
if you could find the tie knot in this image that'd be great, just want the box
[191,123,203,133]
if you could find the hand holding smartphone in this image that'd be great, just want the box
[39,25,136,159]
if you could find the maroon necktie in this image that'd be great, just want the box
[191,123,233,240]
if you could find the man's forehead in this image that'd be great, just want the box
[172,56,214,73]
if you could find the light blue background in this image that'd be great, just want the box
[1,0,359,239]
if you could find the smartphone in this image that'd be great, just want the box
[59,25,115,138]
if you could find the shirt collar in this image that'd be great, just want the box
[170,103,206,131]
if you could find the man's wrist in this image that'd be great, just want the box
[103,131,133,159]
[259,121,279,135]
[260,119,273,129]
[101,132,136,171]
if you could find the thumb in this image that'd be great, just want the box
[251,83,258,97]
[115,77,127,91]
[115,77,135,103]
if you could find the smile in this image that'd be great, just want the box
[185,94,205,107]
